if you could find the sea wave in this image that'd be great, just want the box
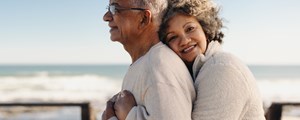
[1,74,300,119]
[256,78,300,111]
[0,74,123,116]
[2,75,300,103]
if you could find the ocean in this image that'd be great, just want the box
[0,65,300,120]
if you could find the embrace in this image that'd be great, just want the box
[102,0,266,120]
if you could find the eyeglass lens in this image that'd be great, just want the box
[108,5,115,15]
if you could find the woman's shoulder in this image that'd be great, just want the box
[195,52,250,92]
[195,51,255,89]
[196,51,254,82]
[203,51,249,71]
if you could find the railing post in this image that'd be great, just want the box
[81,103,91,120]
[266,103,282,120]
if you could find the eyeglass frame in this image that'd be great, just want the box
[106,4,147,15]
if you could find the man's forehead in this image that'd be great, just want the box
[109,0,134,5]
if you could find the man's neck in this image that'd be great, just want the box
[125,33,159,63]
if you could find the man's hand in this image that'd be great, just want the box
[114,90,137,120]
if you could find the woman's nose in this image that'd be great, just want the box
[180,36,191,47]
[103,11,113,22]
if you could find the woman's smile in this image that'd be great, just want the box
[182,44,196,53]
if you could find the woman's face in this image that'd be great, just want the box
[165,13,207,64]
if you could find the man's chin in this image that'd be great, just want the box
[110,36,120,42]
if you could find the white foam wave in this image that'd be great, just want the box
[2,76,300,103]
[2,75,300,119]
[0,75,123,113]
[256,78,300,114]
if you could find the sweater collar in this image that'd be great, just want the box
[192,41,222,78]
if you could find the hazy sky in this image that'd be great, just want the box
[1,0,300,65]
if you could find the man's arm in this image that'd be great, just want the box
[125,66,194,120]
[115,44,195,120]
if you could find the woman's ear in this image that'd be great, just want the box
[139,10,152,28]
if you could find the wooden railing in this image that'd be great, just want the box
[265,102,300,120]
[0,102,92,120]
[5,102,300,120]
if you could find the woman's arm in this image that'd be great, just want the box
[114,90,137,120]
[193,63,249,119]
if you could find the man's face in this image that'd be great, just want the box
[103,0,143,44]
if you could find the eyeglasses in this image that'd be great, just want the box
[107,5,146,15]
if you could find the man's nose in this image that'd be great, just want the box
[103,11,113,22]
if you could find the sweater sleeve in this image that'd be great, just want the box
[108,116,118,120]
[192,63,250,120]
[124,43,194,120]
[126,83,193,120]
[126,63,194,120]
[125,105,149,119]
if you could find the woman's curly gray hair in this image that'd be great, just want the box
[159,0,224,44]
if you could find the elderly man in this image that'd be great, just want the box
[102,0,195,120]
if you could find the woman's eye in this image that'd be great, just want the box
[186,26,195,32]
[167,36,177,43]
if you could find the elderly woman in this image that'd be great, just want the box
[158,0,265,119]
[111,0,266,119]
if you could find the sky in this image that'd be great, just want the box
[0,0,300,65]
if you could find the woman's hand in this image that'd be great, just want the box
[102,94,118,120]
[114,90,137,120]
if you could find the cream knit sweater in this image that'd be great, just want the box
[109,42,196,120]
[192,41,265,120]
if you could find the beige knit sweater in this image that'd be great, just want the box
[109,42,196,120]
[192,41,266,120]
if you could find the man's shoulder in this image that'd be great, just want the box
[145,42,190,77]
[148,42,173,55]
[143,43,193,86]
[146,42,181,65]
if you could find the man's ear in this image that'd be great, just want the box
[139,10,152,28]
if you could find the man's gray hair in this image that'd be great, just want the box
[134,0,168,25]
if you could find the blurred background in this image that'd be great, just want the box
[0,0,300,119]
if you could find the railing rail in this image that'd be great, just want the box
[0,102,91,120]
[265,102,300,120]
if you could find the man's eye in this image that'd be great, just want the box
[114,8,120,12]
